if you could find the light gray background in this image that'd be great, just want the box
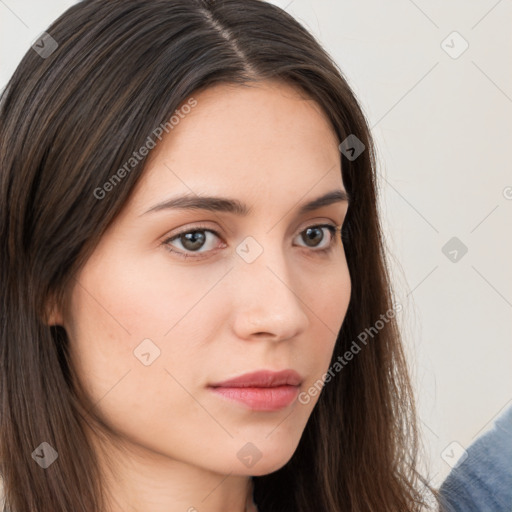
[1,0,511,490]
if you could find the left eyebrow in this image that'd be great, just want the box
[141,189,351,217]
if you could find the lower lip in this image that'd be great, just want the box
[209,385,300,411]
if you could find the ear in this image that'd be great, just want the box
[44,294,64,326]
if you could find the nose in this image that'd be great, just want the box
[229,241,310,342]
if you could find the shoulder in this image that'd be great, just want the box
[438,403,512,512]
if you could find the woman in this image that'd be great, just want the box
[0,0,439,510]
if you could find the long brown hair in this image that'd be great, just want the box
[0,0,439,510]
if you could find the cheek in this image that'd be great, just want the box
[309,256,351,335]
[64,248,224,417]
[301,259,351,386]
[70,244,225,341]
[64,274,212,449]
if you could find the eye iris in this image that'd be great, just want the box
[303,227,324,247]
[181,231,206,251]
[173,226,330,254]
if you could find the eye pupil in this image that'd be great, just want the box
[181,231,206,251]
[303,227,324,247]
[167,224,335,259]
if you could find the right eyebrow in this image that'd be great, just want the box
[141,189,351,217]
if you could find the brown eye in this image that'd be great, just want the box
[295,224,338,251]
[301,226,325,247]
[164,227,222,257]
[162,223,339,260]
[177,231,208,252]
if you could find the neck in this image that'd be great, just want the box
[91,433,255,512]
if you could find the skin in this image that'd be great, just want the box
[49,79,351,512]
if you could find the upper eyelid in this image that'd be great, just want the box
[163,223,341,261]
[164,220,341,243]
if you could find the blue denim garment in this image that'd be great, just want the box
[438,402,512,512]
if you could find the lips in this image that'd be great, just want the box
[209,369,303,388]
[208,369,303,411]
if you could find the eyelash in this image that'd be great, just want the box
[162,222,343,260]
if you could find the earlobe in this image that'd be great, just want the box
[44,297,64,326]
[46,309,64,326]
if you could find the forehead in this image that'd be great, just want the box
[129,80,343,213]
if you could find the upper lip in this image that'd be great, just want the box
[209,369,303,388]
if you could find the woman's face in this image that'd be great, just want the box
[55,80,351,477]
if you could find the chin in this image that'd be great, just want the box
[239,440,299,476]
[248,457,293,477]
